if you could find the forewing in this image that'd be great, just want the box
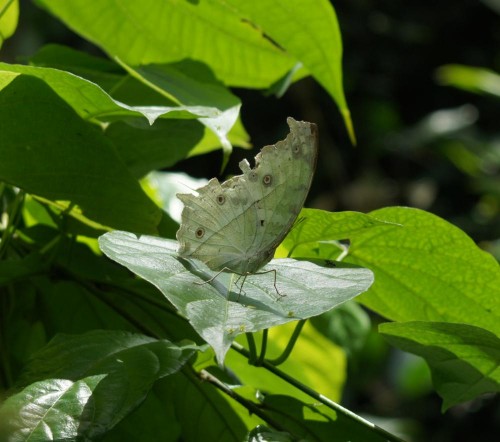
[176,118,318,273]
[242,118,318,256]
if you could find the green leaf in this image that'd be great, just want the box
[436,64,500,98]
[108,360,251,440]
[118,59,242,168]
[19,331,196,386]
[224,0,355,142]
[0,375,106,442]
[105,119,205,178]
[0,284,47,378]
[35,280,133,334]
[106,116,250,177]
[24,47,251,171]
[98,232,374,363]
[281,208,500,337]
[380,321,500,411]
[0,0,18,49]
[12,330,197,439]
[101,379,181,442]
[29,43,124,91]
[0,63,220,124]
[345,207,500,337]
[277,208,396,259]
[34,235,201,343]
[36,0,296,88]
[0,74,162,233]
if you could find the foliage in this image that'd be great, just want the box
[0,0,498,441]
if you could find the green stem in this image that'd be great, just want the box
[194,368,289,433]
[231,341,406,442]
[256,329,268,366]
[245,332,258,365]
[267,319,306,366]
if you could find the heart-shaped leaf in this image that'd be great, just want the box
[99,232,374,363]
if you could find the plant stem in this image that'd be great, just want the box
[256,328,268,365]
[245,332,258,365]
[195,368,289,433]
[231,341,407,442]
[267,319,305,366]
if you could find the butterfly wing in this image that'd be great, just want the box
[176,117,318,274]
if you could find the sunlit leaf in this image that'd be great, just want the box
[380,321,500,410]
[0,0,18,49]
[98,232,374,363]
[6,330,198,440]
[36,0,296,88]
[0,74,162,233]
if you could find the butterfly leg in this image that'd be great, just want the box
[194,268,247,301]
[234,271,283,301]
[234,274,248,301]
[251,269,284,299]
[270,269,285,299]
[193,267,228,285]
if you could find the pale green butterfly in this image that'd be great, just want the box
[176,117,318,292]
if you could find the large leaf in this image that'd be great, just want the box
[28,44,251,175]
[380,321,500,411]
[280,207,500,337]
[3,330,198,440]
[224,0,354,141]
[98,232,374,363]
[36,0,353,139]
[0,62,221,124]
[348,207,500,336]
[36,0,296,88]
[29,0,354,146]
[0,376,106,442]
[104,371,250,441]
[0,74,162,233]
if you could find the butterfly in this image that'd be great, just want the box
[176,117,318,294]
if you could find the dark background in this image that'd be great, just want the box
[3,0,499,440]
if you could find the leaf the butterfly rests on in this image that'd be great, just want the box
[176,117,318,280]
